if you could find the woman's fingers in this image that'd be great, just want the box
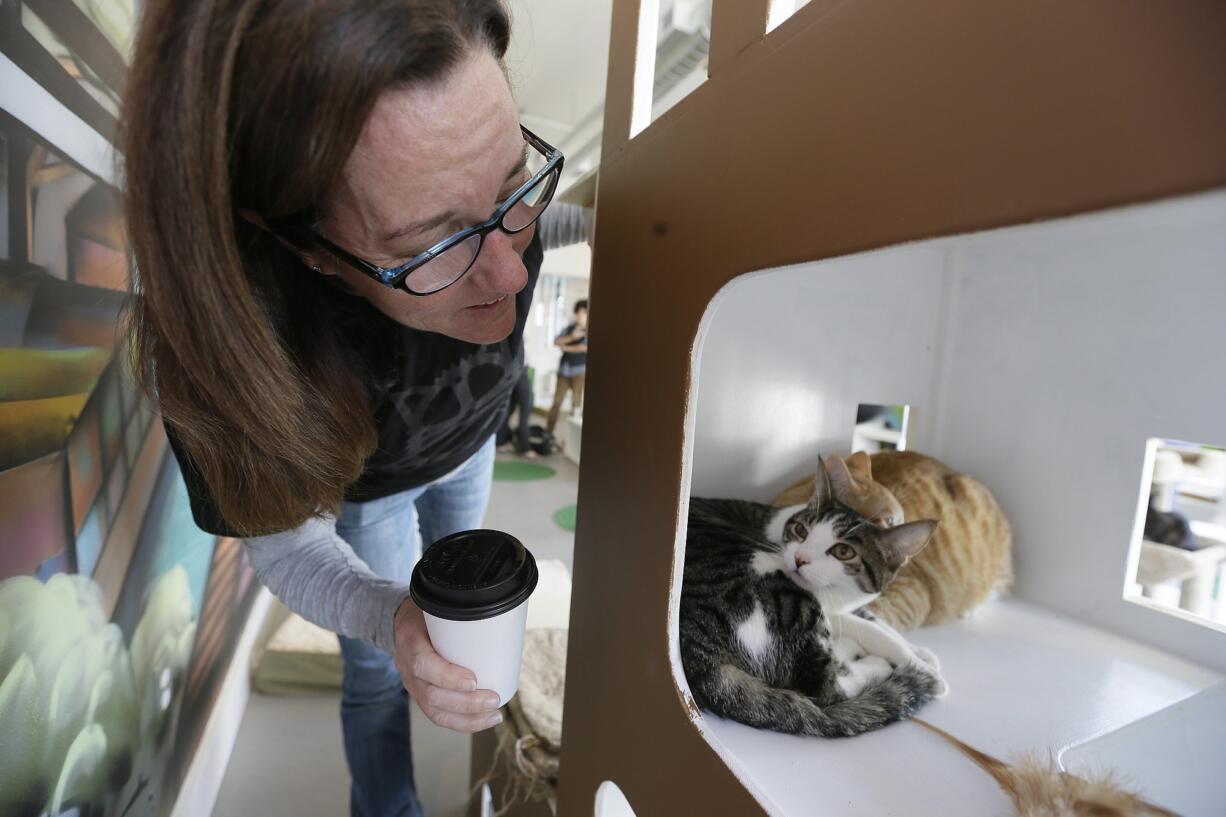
[415,681,503,733]
[418,701,503,733]
[399,650,501,732]
[410,650,478,692]
[422,683,501,715]
[392,599,499,732]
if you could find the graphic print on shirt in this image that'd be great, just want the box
[367,339,522,478]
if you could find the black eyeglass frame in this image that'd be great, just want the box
[309,125,564,296]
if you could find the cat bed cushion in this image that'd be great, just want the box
[511,558,573,751]
[251,611,343,695]
[478,561,572,814]
[488,627,567,804]
[516,628,567,750]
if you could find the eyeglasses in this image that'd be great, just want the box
[311,126,563,296]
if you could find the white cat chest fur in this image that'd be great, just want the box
[682,190,1226,816]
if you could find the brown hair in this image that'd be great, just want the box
[123,0,511,535]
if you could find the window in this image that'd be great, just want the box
[767,0,815,33]
[1126,438,1226,628]
[651,0,711,122]
[852,403,911,453]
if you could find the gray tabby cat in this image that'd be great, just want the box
[680,458,947,737]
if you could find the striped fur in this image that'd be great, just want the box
[680,496,940,737]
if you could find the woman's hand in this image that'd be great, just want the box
[392,599,503,732]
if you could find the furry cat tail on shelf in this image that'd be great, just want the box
[913,719,1182,817]
[681,458,945,738]
[775,451,1013,630]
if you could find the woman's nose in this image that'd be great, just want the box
[471,229,529,293]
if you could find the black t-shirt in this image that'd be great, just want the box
[170,233,543,537]
[557,322,587,369]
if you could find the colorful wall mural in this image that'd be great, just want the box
[1,4,259,816]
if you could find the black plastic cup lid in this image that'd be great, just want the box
[409,529,538,622]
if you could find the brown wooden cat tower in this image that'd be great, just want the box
[488,2,1226,815]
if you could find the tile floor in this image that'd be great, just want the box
[212,451,579,817]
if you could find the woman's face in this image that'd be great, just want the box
[319,49,533,345]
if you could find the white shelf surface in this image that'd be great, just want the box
[1061,680,1226,817]
[698,600,1221,817]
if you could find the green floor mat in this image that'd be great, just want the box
[553,504,577,532]
[493,460,556,482]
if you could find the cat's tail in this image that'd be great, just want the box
[697,663,938,738]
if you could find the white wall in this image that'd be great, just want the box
[688,189,1226,673]
[692,242,948,500]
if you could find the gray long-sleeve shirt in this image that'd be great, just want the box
[245,516,409,653]
[240,204,591,654]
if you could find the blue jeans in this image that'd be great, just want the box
[335,436,496,817]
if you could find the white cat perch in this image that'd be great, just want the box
[544,2,1226,816]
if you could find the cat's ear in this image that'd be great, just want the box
[845,451,873,480]
[825,455,858,503]
[877,519,937,570]
[812,456,836,510]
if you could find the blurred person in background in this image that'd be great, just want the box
[546,298,588,436]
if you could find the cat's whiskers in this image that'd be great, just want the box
[841,519,869,538]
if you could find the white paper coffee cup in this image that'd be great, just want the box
[410,529,538,705]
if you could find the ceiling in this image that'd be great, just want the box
[506,0,614,172]
[506,0,714,191]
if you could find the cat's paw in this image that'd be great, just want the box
[913,662,949,698]
[836,655,893,697]
[831,636,866,664]
[911,644,940,671]
[883,664,942,710]
[857,655,893,683]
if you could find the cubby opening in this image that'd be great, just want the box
[594,780,639,817]
[673,190,1226,815]
[766,0,814,34]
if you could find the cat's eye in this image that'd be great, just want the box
[829,543,856,561]
[784,519,809,543]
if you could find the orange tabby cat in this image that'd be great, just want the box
[774,451,1011,630]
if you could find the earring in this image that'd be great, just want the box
[311,264,322,274]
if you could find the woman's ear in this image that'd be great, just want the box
[238,207,329,273]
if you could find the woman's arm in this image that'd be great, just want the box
[243,515,410,654]
[536,203,592,250]
[244,518,503,728]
